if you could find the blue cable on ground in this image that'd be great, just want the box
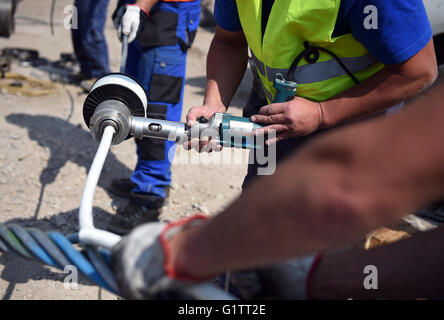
[0,238,8,252]
[27,228,72,268]
[0,223,119,296]
[8,224,60,268]
[48,231,116,294]
[0,223,32,259]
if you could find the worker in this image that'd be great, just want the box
[111,79,444,299]
[70,0,111,91]
[185,0,438,189]
[107,0,201,235]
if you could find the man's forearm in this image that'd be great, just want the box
[311,226,444,299]
[204,27,249,108]
[171,80,444,278]
[320,40,438,128]
[135,0,159,14]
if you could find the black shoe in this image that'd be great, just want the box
[108,178,168,209]
[68,72,89,84]
[109,178,137,198]
[107,202,161,235]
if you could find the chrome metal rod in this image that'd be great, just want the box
[131,116,187,142]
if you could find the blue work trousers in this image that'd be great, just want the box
[125,1,201,199]
[72,0,110,78]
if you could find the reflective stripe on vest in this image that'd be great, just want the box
[252,51,379,85]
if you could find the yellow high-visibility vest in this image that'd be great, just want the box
[236,0,384,102]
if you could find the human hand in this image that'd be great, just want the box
[111,214,209,299]
[251,97,324,144]
[184,102,227,152]
[116,5,147,43]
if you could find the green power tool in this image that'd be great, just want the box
[195,113,264,149]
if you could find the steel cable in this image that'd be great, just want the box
[0,223,119,295]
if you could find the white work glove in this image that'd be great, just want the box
[116,5,147,43]
[111,214,209,299]
[230,254,323,300]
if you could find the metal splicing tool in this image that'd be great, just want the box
[82,71,264,149]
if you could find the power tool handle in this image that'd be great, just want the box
[273,90,295,103]
[272,73,298,103]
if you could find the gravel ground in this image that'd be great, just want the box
[0,0,251,300]
[1,0,443,301]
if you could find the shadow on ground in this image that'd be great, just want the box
[2,46,82,84]
[1,113,133,299]
[6,113,133,220]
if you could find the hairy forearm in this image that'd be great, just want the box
[320,40,438,128]
[311,226,444,299]
[172,80,444,278]
[204,28,249,107]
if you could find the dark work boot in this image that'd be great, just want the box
[107,202,162,235]
[108,178,137,199]
[108,178,168,209]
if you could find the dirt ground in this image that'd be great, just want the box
[0,0,443,300]
[0,0,251,300]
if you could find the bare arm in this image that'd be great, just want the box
[186,26,249,125]
[320,39,438,127]
[134,0,159,14]
[171,79,444,278]
[184,26,249,151]
[204,27,249,108]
